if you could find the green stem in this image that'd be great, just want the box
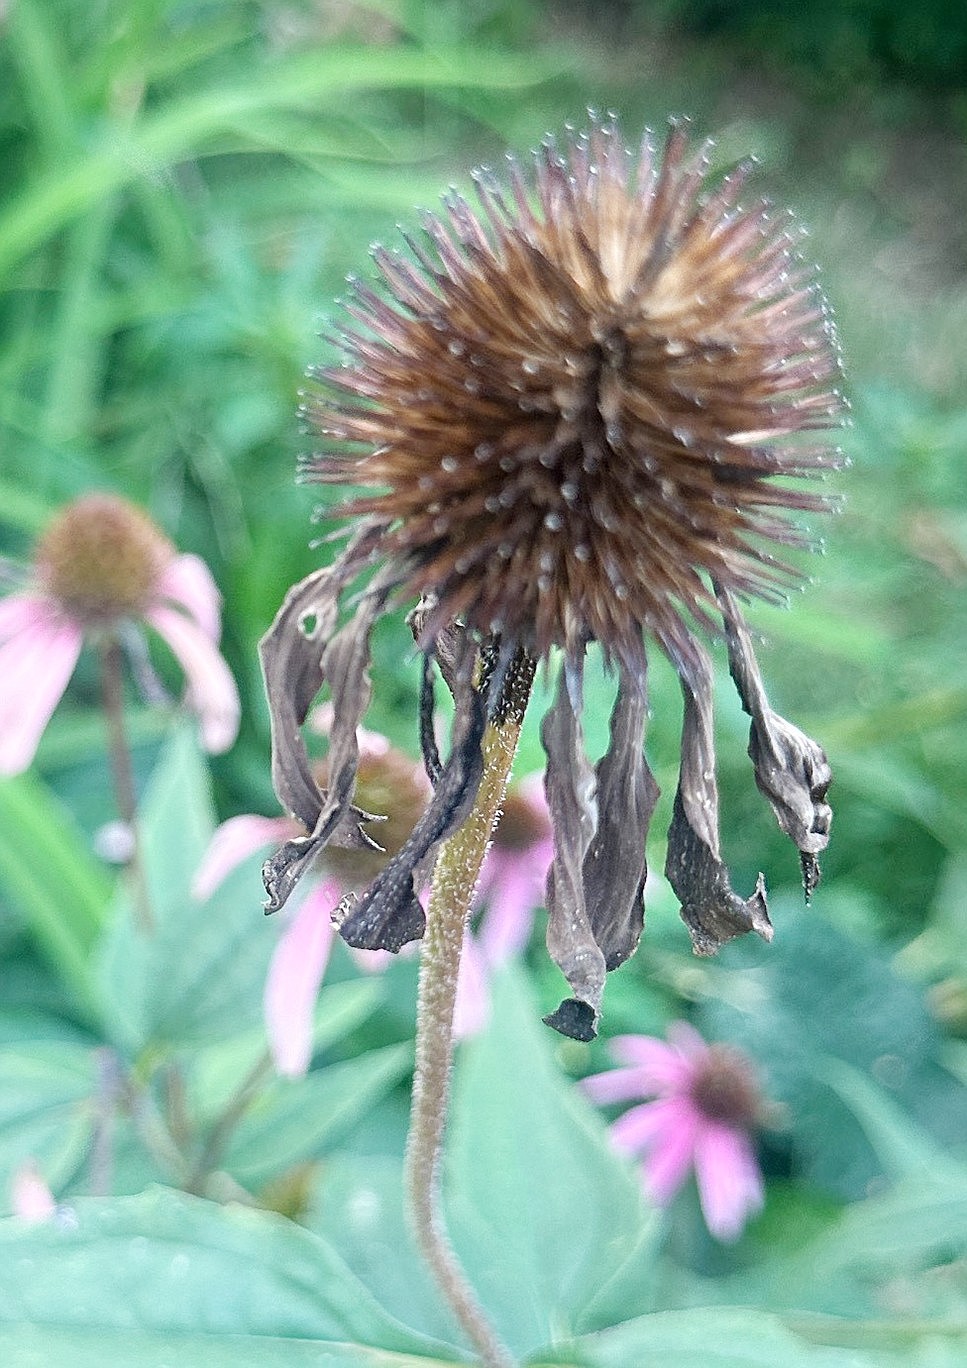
[405,650,534,1368]
[99,635,154,933]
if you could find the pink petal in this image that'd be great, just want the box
[0,614,83,775]
[154,554,223,642]
[349,945,396,973]
[583,1064,663,1106]
[192,813,298,901]
[607,1033,696,1093]
[665,1020,710,1063]
[476,850,545,965]
[144,604,240,753]
[607,1095,700,1206]
[264,878,341,1077]
[10,1162,56,1223]
[692,1121,765,1242]
[0,593,52,642]
[452,932,491,1039]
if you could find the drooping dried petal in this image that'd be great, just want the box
[541,659,601,1041]
[542,658,661,1039]
[336,629,487,952]
[665,648,772,954]
[583,660,660,971]
[259,535,388,914]
[716,585,832,897]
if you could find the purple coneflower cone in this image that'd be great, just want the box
[261,116,843,1040]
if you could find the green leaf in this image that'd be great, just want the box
[0,1324,448,1368]
[224,1043,412,1186]
[0,773,110,1020]
[446,965,657,1357]
[576,1307,887,1367]
[0,1186,454,1361]
[0,1040,96,1209]
[310,1154,466,1349]
[187,978,387,1122]
[96,728,274,1053]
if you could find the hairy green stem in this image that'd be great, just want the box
[405,651,534,1368]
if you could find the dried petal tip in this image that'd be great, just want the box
[36,494,172,627]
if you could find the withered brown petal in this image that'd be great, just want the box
[541,658,607,1038]
[717,586,832,898]
[338,633,487,953]
[665,647,773,955]
[259,536,387,916]
[583,660,660,972]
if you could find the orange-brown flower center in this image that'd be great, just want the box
[688,1044,761,1130]
[36,494,172,627]
[494,786,551,852]
[314,745,431,886]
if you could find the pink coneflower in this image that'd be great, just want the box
[582,1022,765,1241]
[0,493,239,773]
[192,720,432,1075]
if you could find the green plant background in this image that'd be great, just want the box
[2,0,967,1363]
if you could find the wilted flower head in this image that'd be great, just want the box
[261,116,842,1039]
[0,493,239,773]
[582,1024,765,1241]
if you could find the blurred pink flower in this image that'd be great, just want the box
[264,878,341,1077]
[10,1161,57,1223]
[193,721,431,1075]
[452,774,553,1038]
[582,1023,765,1241]
[0,494,239,774]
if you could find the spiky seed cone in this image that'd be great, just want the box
[306,117,843,671]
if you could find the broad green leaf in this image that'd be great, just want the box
[819,1056,965,1184]
[576,1306,886,1367]
[311,1154,466,1349]
[96,728,275,1053]
[224,1043,412,1186]
[0,773,110,1019]
[0,1186,452,1360]
[188,978,387,1122]
[0,1040,96,1209]
[446,965,657,1357]
[0,1322,458,1368]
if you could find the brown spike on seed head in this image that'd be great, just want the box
[305,116,844,672]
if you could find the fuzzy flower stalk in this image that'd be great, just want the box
[260,117,842,1364]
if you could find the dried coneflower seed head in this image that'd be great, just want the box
[307,116,843,672]
[261,116,842,1041]
[36,494,172,627]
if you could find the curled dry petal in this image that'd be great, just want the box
[665,646,772,955]
[716,585,832,897]
[259,539,388,915]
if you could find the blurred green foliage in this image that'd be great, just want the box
[1,0,966,1364]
